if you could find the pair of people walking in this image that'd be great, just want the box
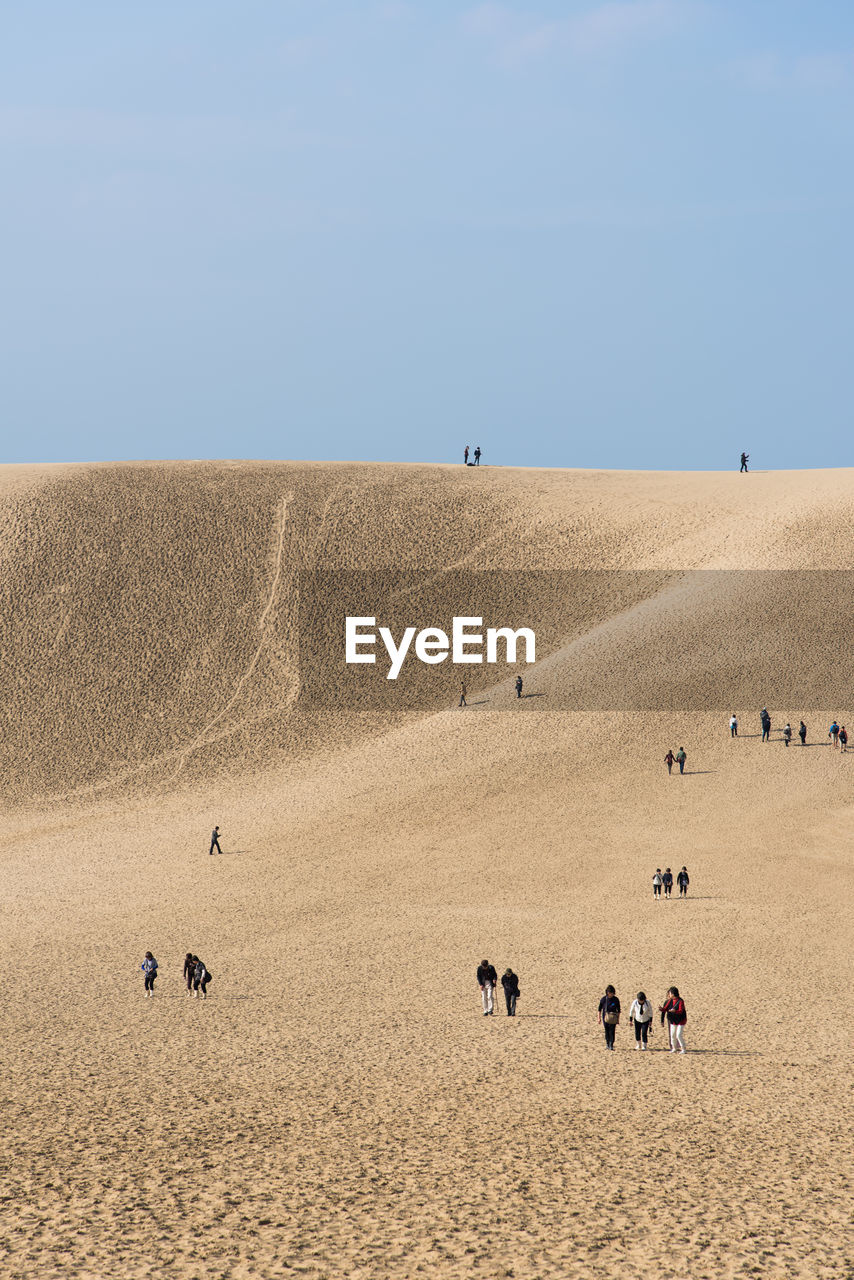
[664,747,686,775]
[476,960,520,1016]
[828,721,847,750]
[598,985,687,1052]
[184,953,212,998]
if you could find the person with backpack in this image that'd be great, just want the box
[662,868,674,898]
[141,952,158,997]
[760,709,771,742]
[192,957,211,999]
[798,720,807,746]
[184,952,196,995]
[829,721,840,748]
[628,991,653,1050]
[729,714,738,737]
[783,723,792,748]
[659,987,688,1053]
[501,968,520,1017]
[840,726,848,753]
[476,959,497,1016]
[598,985,621,1050]
[652,869,663,898]
[664,750,675,775]
[515,675,523,699]
[677,866,690,897]
[675,747,687,775]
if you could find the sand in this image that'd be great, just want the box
[0,461,852,1279]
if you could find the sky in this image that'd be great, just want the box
[1,0,853,470]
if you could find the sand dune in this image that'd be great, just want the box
[1,462,852,1279]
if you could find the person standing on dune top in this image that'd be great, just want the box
[209,826,222,856]
[474,446,481,465]
[740,452,749,472]
[464,445,470,465]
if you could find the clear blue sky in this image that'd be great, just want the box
[2,1,853,469]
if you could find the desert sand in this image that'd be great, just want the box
[1,460,852,1279]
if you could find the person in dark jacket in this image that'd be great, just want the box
[664,750,674,775]
[840,726,848,753]
[209,826,222,855]
[677,867,689,897]
[515,675,523,699]
[662,868,674,898]
[464,445,470,465]
[740,452,749,472]
[760,709,771,742]
[474,446,482,465]
[501,968,520,1016]
[598,985,621,1050]
[476,960,497,1016]
[193,957,211,999]
[184,952,196,995]
[798,720,807,746]
[659,986,688,1053]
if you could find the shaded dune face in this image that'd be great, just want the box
[4,461,854,806]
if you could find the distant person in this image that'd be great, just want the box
[474,446,481,465]
[515,675,523,699]
[662,868,673,898]
[829,721,840,748]
[783,723,792,748]
[193,957,211,999]
[799,720,807,746]
[664,750,675,775]
[459,681,467,708]
[761,709,771,742]
[652,869,663,898]
[141,951,158,997]
[729,714,738,738]
[740,452,749,472]
[501,968,520,1017]
[677,866,690,897]
[840,726,848,753]
[660,986,688,1053]
[675,747,687,775]
[477,959,497,1016]
[464,445,470,465]
[628,991,653,1050]
[598,985,621,1050]
[184,952,196,995]
[209,826,222,856]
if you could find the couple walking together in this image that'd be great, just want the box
[477,960,520,1016]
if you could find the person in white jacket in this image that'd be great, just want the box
[628,991,653,1049]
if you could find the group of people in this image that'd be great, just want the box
[140,952,213,997]
[463,445,482,465]
[598,985,688,1052]
[476,961,520,1016]
[663,747,687,774]
[459,674,524,707]
[731,711,848,750]
[652,866,689,898]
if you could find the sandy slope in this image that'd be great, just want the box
[0,462,852,1280]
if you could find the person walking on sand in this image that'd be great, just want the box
[664,749,674,775]
[761,708,771,742]
[677,866,690,897]
[629,991,653,1050]
[464,445,470,465]
[501,968,520,1017]
[740,452,749,472]
[799,720,807,746]
[141,951,158,997]
[477,959,497,1016]
[474,446,481,465]
[193,957,211,999]
[662,868,674,898]
[459,681,467,708]
[598,985,621,1050]
[840,726,848,753]
[729,714,738,738]
[184,952,196,995]
[675,747,687,775]
[829,721,840,748]
[209,826,222,856]
[515,675,523,699]
[660,986,688,1053]
[783,722,792,747]
[653,869,663,898]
